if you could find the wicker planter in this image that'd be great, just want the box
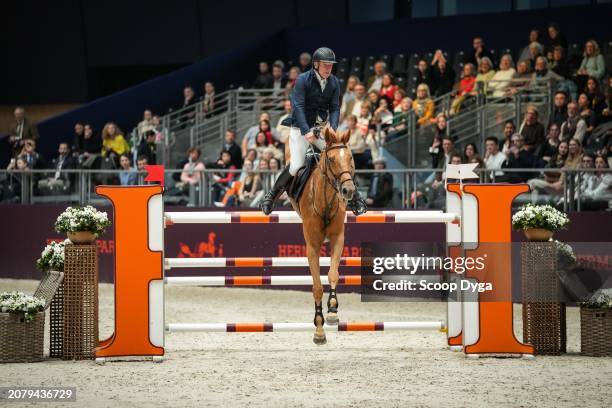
[581,307,612,356]
[67,231,97,244]
[523,228,554,242]
[0,311,45,363]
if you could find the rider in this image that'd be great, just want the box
[260,47,368,216]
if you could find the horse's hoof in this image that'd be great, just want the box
[326,313,339,325]
[313,334,327,345]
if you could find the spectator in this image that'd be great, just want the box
[261,145,283,163]
[178,147,205,193]
[245,148,258,167]
[489,54,516,98]
[341,83,366,123]
[433,113,453,140]
[602,77,612,123]
[519,105,546,153]
[346,115,370,169]
[392,88,406,110]
[549,90,568,128]
[500,120,516,154]
[502,133,539,183]
[118,154,137,186]
[137,130,157,165]
[366,61,387,93]
[285,66,301,96]
[467,36,493,67]
[379,74,398,101]
[75,124,102,169]
[37,142,75,193]
[136,155,148,172]
[578,93,597,135]
[19,139,43,169]
[372,97,393,131]
[463,142,479,163]
[72,122,84,152]
[180,86,197,127]
[222,129,243,169]
[385,97,412,142]
[415,59,432,91]
[341,75,360,110]
[529,138,582,202]
[241,112,282,156]
[580,155,612,210]
[254,132,269,157]
[560,101,587,143]
[366,157,393,207]
[101,122,129,164]
[508,60,532,96]
[237,160,263,207]
[151,115,163,133]
[585,77,607,120]
[430,50,455,97]
[576,40,606,88]
[271,63,287,96]
[544,23,568,56]
[367,91,380,115]
[564,138,584,169]
[532,56,562,84]
[475,57,495,95]
[412,84,435,127]
[526,42,543,69]
[540,123,562,163]
[276,100,292,146]
[484,136,506,178]
[137,110,154,138]
[298,52,312,72]
[253,61,273,89]
[202,82,215,116]
[550,46,570,79]
[7,107,39,158]
[518,29,541,63]
[357,102,372,136]
[430,137,455,170]
[450,63,476,115]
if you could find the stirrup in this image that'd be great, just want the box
[314,304,325,326]
[327,289,339,313]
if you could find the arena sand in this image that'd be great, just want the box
[1,278,611,408]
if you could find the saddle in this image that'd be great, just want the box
[287,147,321,204]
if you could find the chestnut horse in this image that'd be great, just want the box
[288,127,356,345]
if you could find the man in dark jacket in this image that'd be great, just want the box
[502,133,541,182]
[37,142,76,193]
[137,130,157,165]
[366,157,393,207]
[222,129,242,168]
[260,47,367,216]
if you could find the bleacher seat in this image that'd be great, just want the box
[350,56,364,72]
[392,53,408,76]
[395,76,406,90]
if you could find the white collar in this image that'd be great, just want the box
[314,69,327,83]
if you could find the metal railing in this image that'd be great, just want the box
[2,167,610,213]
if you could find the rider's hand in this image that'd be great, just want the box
[305,132,316,144]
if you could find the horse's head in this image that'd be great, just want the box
[322,127,356,201]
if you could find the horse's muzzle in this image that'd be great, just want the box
[341,185,355,201]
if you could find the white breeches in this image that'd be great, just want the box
[288,127,326,176]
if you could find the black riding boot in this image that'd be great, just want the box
[260,166,293,215]
[347,189,368,216]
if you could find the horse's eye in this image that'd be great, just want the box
[329,157,335,163]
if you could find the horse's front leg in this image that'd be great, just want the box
[326,229,344,325]
[306,234,326,345]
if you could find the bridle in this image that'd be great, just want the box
[320,144,355,197]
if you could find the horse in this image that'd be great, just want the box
[287,127,356,345]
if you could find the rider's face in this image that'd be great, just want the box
[317,62,333,79]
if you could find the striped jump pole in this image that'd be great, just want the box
[165,210,460,225]
[165,275,363,286]
[165,257,362,269]
[166,321,446,333]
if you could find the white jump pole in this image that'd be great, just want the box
[166,321,446,333]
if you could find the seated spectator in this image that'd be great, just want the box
[578,93,597,136]
[430,50,455,97]
[560,101,587,143]
[484,136,506,179]
[118,154,137,186]
[463,142,479,163]
[379,74,398,102]
[245,148,258,168]
[137,130,157,165]
[357,102,372,136]
[298,52,312,73]
[549,90,569,128]
[579,155,612,210]
[285,66,301,96]
[532,56,562,85]
[101,122,129,164]
[489,54,516,98]
[550,46,570,79]
[366,157,393,207]
[237,160,263,207]
[6,107,39,158]
[392,88,406,110]
[508,60,532,95]
[179,86,197,127]
[501,120,516,154]
[75,124,102,169]
[222,129,243,168]
[211,151,238,202]
[2,155,29,203]
[412,84,435,127]
[430,137,456,171]
[502,133,540,183]
[254,132,270,157]
[241,112,282,156]
[340,83,366,124]
[475,57,495,95]
[137,110,154,138]
[202,82,215,116]
[585,77,607,120]
[346,115,370,169]
[72,122,84,152]
[575,40,606,90]
[539,123,562,163]
[518,29,541,63]
[385,97,412,142]
[433,153,464,189]
[467,36,493,68]
[529,139,582,203]
[367,91,380,115]
[415,59,432,92]
[37,142,75,193]
[261,145,283,163]
[18,139,43,169]
[544,23,568,57]
[136,155,148,172]
[271,63,287,96]
[602,77,612,123]
[450,63,476,115]
[564,138,584,170]
[433,113,454,140]
[519,105,545,154]
[177,147,205,193]
[366,61,386,93]
[372,97,393,131]
[253,61,273,89]
[526,42,543,69]
[151,115,163,133]
[341,75,360,111]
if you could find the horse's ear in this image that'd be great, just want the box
[341,129,351,145]
[324,127,335,145]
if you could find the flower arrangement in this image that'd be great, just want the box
[0,291,46,322]
[512,204,569,232]
[581,288,612,309]
[54,206,111,236]
[35,240,69,272]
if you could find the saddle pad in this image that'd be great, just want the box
[287,154,319,203]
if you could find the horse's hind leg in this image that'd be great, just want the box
[326,230,344,325]
[306,231,326,345]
